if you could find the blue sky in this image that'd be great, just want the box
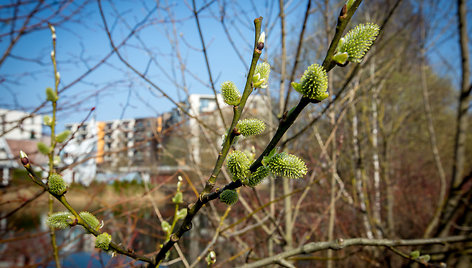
[0,0,281,131]
[0,0,469,133]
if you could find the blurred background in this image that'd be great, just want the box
[0,0,471,267]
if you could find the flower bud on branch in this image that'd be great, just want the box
[20,150,29,166]
[55,130,71,143]
[48,173,67,195]
[253,62,270,89]
[220,189,238,205]
[268,152,307,179]
[79,211,101,230]
[221,81,241,106]
[237,119,266,137]
[95,232,112,251]
[46,87,58,102]
[292,63,328,101]
[243,166,269,187]
[334,23,380,64]
[47,211,74,229]
[226,150,251,181]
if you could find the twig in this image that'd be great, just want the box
[282,0,312,113]
[189,206,231,268]
[242,235,472,268]
[0,188,46,220]
[97,0,219,136]
[192,0,227,128]
[47,23,61,268]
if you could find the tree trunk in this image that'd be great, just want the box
[350,82,374,239]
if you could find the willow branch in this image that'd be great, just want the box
[20,158,152,263]
[150,16,264,266]
[281,0,403,147]
[250,0,363,173]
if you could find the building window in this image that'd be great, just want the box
[199,98,214,112]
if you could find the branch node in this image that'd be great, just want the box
[170,234,179,242]
[184,222,193,231]
[232,128,241,136]
[340,4,348,18]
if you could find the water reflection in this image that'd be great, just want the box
[1,209,153,267]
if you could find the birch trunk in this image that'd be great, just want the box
[370,56,383,238]
[350,82,374,239]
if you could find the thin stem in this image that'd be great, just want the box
[48,23,60,268]
[20,162,154,263]
[282,0,312,113]
[192,0,227,128]
[96,0,219,136]
[169,204,180,241]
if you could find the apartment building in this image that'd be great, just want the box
[0,108,42,140]
[182,93,272,168]
[62,93,271,181]
[66,117,158,174]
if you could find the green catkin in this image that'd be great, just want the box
[237,119,266,137]
[221,81,241,106]
[268,152,307,179]
[226,150,251,181]
[79,211,101,230]
[46,87,58,102]
[292,63,329,101]
[46,211,74,229]
[253,62,271,88]
[337,23,380,63]
[48,173,67,195]
[244,166,269,187]
[95,232,112,250]
[37,142,51,155]
[43,115,53,126]
[220,189,239,205]
[55,130,71,143]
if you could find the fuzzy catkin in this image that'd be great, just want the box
[47,211,73,229]
[220,189,238,205]
[221,81,241,106]
[55,130,71,143]
[237,119,266,137]
[253,62,271,88]
[268,152,307,179]
[337,23,380,63]
[95,232,112,250]
[79,211,100,230]
[226,150,251,181]
[244,166,269,187]
[37,142,51,155]
[292,64,329,101]
[48,173,67,195]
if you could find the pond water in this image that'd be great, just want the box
[1,209,159,267]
